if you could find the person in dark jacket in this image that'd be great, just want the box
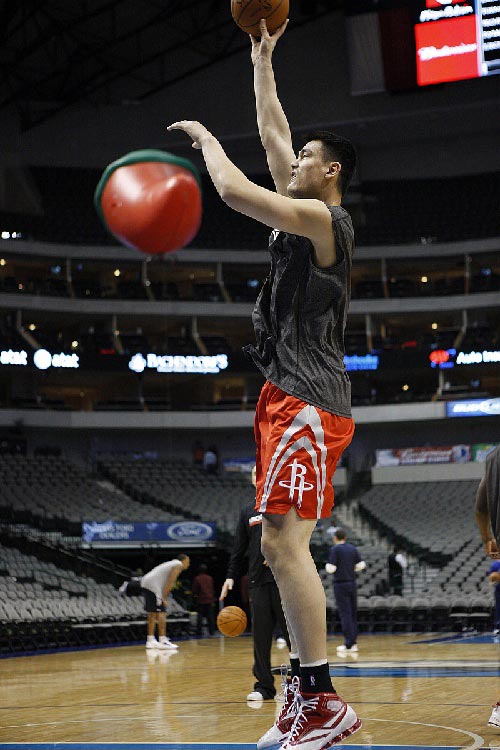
[220,466,290,701]
[326,529,365,654]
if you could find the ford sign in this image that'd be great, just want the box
[165,522,215,541]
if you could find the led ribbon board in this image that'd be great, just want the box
[415,0,500,85]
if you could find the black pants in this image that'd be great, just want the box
[389,574,403,596]
[250,582,290,699]
[334,581,358,648]
[196,603,215,635]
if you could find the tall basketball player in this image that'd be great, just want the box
[168,17,360,750]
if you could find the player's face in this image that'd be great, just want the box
[287,141,329,199]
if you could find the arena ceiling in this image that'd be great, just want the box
[1,0,343,131]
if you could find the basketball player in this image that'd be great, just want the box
[474,445,500,728]
[168,15,360,749]
[120,553,190,649]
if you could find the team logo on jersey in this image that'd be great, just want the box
[278,459,314,505]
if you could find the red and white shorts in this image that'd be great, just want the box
[254,382,354,519]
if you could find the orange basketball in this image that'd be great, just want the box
[217,605,248,637]
[231,0,289,37]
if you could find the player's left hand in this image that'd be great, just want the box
[167,120,212,149]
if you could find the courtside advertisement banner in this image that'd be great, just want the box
[415,0,500,85]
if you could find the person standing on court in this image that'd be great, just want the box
[120,553,190,650]
[326,529,365,655]
[474,445,500,728]
[168,15,361,750]
[192,562,216,637]
[219,465,291,702]
[387,546,407,596]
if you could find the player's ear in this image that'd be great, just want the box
[327,161,341,178]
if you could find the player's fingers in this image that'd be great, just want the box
[259,18,271,40]
[273,19,289,38]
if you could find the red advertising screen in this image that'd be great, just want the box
[415,15,479,85]
[425,0,463,8]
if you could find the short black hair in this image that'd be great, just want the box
[300,130,357,196]
[334,528,346,541]
[177,553,189,562]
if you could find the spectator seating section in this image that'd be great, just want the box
[98,457,252,534]
[0,455,182,534]
[2,167,498,247]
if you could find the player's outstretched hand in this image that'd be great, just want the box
[167,121,212,150]
[250,18,289,65]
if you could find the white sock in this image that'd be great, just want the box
[160,636,168,642]
[147,635,156,642]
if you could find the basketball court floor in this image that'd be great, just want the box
[0,632,498,750]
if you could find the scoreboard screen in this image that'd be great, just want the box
[415,0,500,85]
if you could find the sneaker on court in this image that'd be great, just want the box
[336,644,358,654]
[146,639,161,649]
[159,638,179,650]
[248,691,266,701]
[282,690,361,750]
[488,702,500,727]
[257,676,302,749]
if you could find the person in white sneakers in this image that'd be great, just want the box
[474,445,500,729]
[325,529,366,655]
[168,12,361,748]
[120,554,190,649]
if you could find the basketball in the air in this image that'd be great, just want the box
[231,0,289,37]
[217,605,248,637]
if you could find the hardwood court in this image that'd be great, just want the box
[0,633,498,747]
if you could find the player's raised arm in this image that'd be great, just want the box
[167,120,336,265]
[251,19,295,196]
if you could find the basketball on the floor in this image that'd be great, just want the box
[217,605,247,637]
[94,149,202,256]
[231,0,289,37]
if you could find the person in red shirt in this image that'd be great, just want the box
[192,563,216,636]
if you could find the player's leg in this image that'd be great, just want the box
[261,510,327,668]
[143,588,161,648]
[248,584,276,700]
[157,607,179,649]
[146,613,159,648]
[262,513,361,750]
[334,583,350,649]
[257,584,302,750]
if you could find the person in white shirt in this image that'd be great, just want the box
[120,554,190,650]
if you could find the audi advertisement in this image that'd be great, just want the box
[415,0,500,85]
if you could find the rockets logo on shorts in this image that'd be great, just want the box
[278,458,314,506]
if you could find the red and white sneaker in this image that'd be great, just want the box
[257,676,302,749]
[282,690,361,750]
